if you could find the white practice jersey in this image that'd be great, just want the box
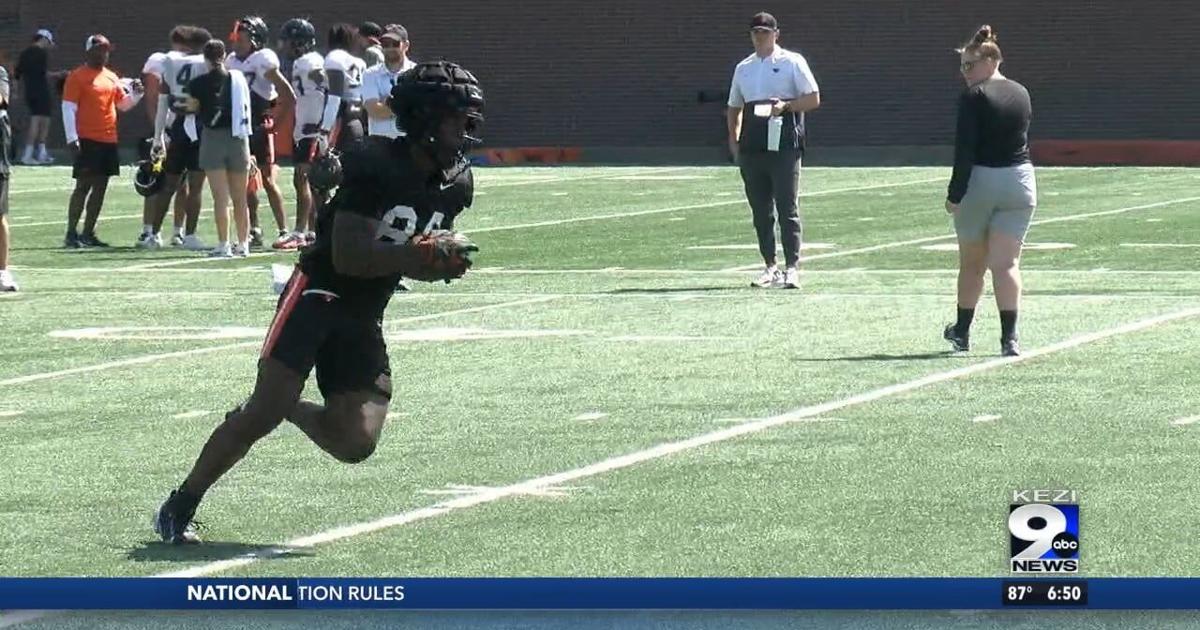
[226,48,281,102]
[323,49,366,100]
[291,51,326,139]
[142,52,167,79]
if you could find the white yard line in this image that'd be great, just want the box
[117,253,278,271]
[468,177,941,234]
[1170,415,1200,426]
[723,195,1200,272]
[10,213,142,228]
[475,167,688,188]
[156,306,1200,578]
[0,297,558,388]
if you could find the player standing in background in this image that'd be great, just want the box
[154,61,484,543]
[322,23,368,150]
[227,16,296,248]
[14,29,56,165]
[62,35,144,249]
[274,18,325,251]
[0,54,17,291]
[363,25,415,140]
[357,22,385,68]
[144,26,213,251]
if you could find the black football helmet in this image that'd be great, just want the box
[134,157,165,198]
[309,146,344,193]
[279,18,317,56]
[390,61,484,170]
[235,16,270,51]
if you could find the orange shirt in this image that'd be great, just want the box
[63,65,123,144]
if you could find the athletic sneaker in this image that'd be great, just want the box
[0,269,18,292]
[782,266,800,290]
[170,233,186,247]
[182,234,207,251]
[37,153,54,165]
[304,231,317,245]
[64,232,82,249]
[209,243,233,258]
[1001,338,1021,357]
[943,324,970,352]
[250,227,264,248]
[135,232,162,249]
[232,244,250,258]
[395,279,411,293]
[154,489,202,545]
[273,231,304,251]
[751,266,782,289]
[77,233,110,248]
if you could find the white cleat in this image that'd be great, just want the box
[170,233,185,247]
[0,269,18,292]
[182,234,208,251]
[208,244,233,258]
[751,266,782,288]
[135,232,162,249]
[782,266,800,290]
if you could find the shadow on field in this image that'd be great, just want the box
[124,540,314,564]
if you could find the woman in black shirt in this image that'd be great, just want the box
[943,25,1035,357]
[185,39,252,258]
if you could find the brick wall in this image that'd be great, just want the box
[2,1,1196,150]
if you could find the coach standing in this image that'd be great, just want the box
[62,35,143,248]
[727,12,819,290]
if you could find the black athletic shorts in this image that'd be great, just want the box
[250,119,276,167]
[24,88,52,117]
[0,175,9,217]
[261,267,392,400]
[72,138,119,179]
[164,125,202,175]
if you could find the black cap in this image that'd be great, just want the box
[750,12,778,31]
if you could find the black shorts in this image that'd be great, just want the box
[261,268,392,400]
[0,175,9,217]
[164,127,202,175]
[24,89,52,117]
[72,139,119,179]
[250,125,276,167]
[335,117,365,152]
[293,137,321,165]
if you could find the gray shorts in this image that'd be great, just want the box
[198,131,251,173]
[954,163,1037,242]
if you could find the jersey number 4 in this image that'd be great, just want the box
[378,205,445,242]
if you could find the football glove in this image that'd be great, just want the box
[406,230,478,283]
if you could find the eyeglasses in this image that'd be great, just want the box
[960,59,988,72]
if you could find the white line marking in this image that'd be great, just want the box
[0,411,24,418]
[158,306,1200,579]
[921,242,1076,252]
[605,335,737,342]
[476,167,687,188]
[8,185,78,195]
[468,178,941,234]
[688,243,836,251]
[1120,243,1200,248]
[172,411,211,420]
[117,253,276,271]
[10,213,142,228]
[1171,415,1200,426]
[572,412,608,421]
[723,195,1200,271]
[0,298,558,388]
[972,414,1002,423]
[0,611,49,628]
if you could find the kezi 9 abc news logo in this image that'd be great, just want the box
[1009,489,1080,573]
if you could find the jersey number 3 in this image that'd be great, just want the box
[378,205,444,242]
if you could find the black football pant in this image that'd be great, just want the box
[738,149,803,268]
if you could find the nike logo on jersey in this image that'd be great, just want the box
[439,181,455,191]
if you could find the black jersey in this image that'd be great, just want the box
[298,136,474,316]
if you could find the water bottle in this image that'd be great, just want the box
[767,116,783,152]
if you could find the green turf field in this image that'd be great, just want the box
[1,163,1199,589]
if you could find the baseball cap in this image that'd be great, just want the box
[35,29,55,45]
[85,34,112,51]
[381,24,409,43]
[750,12,779,31]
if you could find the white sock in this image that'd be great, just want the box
[142,224,153,236]
[240,240,250,252]
[174,226,185,237]
[22,145,33,161]
[36,144,48,158]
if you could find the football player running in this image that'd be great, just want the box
[227,16,295,247]
[155,60,484,543]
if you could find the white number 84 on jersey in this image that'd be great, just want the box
[377,206,445,243]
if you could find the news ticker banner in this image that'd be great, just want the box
[2,578,1200,610]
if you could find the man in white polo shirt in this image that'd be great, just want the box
[362,25,416,139]
[727,12,820,289]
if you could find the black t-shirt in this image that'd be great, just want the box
[15,46,49,94]
[188,70,233,129]
[299,136,475,316]
[948,77,1032,203]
